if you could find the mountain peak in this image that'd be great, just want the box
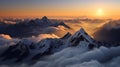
[41,16,49,22]
[74,28,94,43]
[72,28,88,37]
[65,28,96,48]
[74,28,88,36]
[61,32,72,40]
[79,28,85,33]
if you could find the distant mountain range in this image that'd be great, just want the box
[0,16,71,38]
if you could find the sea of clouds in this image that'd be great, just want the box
[0,33,60,46]
[0,46,120,67]
[0,18,120,67]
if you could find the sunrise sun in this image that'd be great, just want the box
[96,8,104,16]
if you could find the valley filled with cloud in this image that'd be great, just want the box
[0,17,120,67]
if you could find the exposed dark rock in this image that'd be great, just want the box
[61,32,72,40]
[88,43,95,49]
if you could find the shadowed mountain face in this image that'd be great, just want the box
[0,16,71,38]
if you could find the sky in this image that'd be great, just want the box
[0,0,120,18]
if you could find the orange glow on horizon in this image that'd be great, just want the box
[0,8,120,19]
[0,0,120,19]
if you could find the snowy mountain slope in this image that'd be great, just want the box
[0,38,64,62]
[65,28,97,49]
[0,28,100,63]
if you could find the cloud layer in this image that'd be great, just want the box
[0,34,19,46]
[93,20,120,42]
[0,46,120,67]
[0,18,120,67]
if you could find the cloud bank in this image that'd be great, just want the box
[0,46,120,67]
[0,34,19,46]
[93,20,120,42]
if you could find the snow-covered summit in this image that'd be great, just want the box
[65,28,96,49]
